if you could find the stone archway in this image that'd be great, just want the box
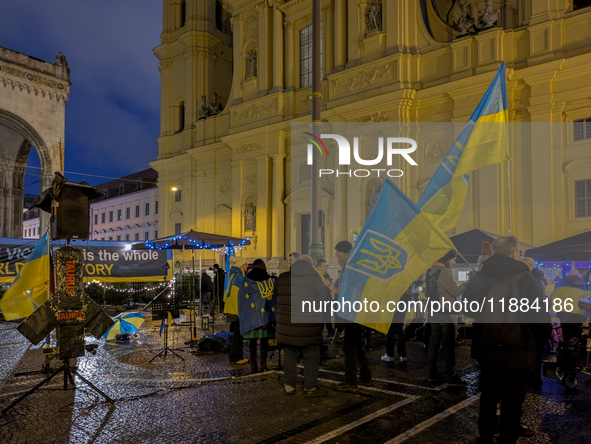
[0,47,70,237]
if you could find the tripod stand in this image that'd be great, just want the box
[2,359,114,415]
[149,321,185,363]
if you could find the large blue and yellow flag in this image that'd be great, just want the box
[338,179,454,333]
[418,62,509,232]
[238,276,276,335]
[0,233,50,320]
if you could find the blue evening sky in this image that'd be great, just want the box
[0,1,162,195]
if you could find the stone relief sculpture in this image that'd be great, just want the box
[55,52,68,66]
[366,0,382,33]
[480,0,500,29]
[243,202,256,232]
[247,50,257,77]
[208,92,223,115]
[198,95,210,119]
[454,1,474,36]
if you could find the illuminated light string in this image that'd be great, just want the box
[85,280,170,292]
[142,236,250,252]
[533,261,591,283]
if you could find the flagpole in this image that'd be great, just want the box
[456,251,477,273]
[507,158,513,235]
[45,223,51,350]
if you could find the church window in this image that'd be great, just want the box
[300,23,323,88]
[574,0,591,10]
[575,179,591,218]
[574,118,591,141]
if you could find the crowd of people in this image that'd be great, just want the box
[218,235,590,444]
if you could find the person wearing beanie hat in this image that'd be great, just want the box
[426,249,467,386]
[224,256,249,365]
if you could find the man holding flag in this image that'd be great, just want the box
[0,233,51,320]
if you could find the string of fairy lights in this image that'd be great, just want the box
[534,261,591,284]
[142,234,250,253]
[85,280,170,292]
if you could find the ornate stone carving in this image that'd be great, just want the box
[330,61,397,96]
[425,140,447,162]
[231,98,278,124]
[247,50,257,77]
[365,0,382,33]
[246,176,256,185]
[243,203,256,232]
[158,60,173,72]
[55,52,68,66]
[480,0,500,29]
[238,142,262,154]
[299,95,311,113]
[198,95,211,119]
[354,111,391,126]
[208,92,223,115]
[243,13,258,40]
[0,63,67,93]
[220,178,231,194]
[454,1,474,36]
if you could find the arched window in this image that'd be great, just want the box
[180,0,186,26]
[175,101,185,133]
[215,1,223,31]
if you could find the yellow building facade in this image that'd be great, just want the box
[152,0,591,271]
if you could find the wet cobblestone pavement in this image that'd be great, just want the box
[1,314,590,443]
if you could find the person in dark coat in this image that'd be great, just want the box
[275,257,328,397]
[381,287,412,363]
[464,236,550,444]
[426,250,466,386]
[332,240,373,391]
[201,270,213,308]
[213,264,226,313]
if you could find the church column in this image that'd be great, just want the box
[231,160,243,238]
[324,3,334,75]
[230,14,243,105]
[256,2,272,96]
[271,153,285,258]
[255,155,271,257]
[346,0,360,68]
[284,20,295,91]
[271,1,284,93]
[333,0,347,71]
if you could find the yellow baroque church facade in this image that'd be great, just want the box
[151,0,591,271]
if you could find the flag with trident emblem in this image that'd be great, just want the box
[337,179,454,334]
[238,273,276,335]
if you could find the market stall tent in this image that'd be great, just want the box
[450,229,534,264]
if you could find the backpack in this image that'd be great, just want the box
[480,271,530,349]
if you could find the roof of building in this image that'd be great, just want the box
[92,168,158,202]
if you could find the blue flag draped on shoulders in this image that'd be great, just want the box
[338,179,454,334]
[238,272,276,335]
[418,62,509,233]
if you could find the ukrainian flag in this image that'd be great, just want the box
[338,179,454,333]
[418,62,509,233]
[0,233,50,320]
